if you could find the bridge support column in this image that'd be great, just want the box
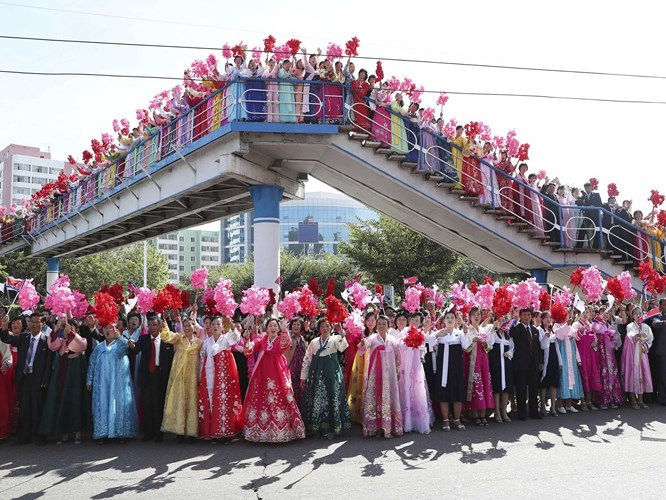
[46,257,60,290]
[530,269,548,286]
[250,184,283,292]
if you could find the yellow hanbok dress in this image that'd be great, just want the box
[346,349,369,423]
[160,326,203,437]
[389,100,408,153]
[646,226,665,272]
[451,135,469,189]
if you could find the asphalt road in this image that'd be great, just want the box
[1,406,665,499]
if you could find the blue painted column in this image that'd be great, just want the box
[249,184,283,291]
[530,269,548,285]
[46,257,60,290]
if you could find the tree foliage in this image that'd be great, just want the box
[0,243,169,297]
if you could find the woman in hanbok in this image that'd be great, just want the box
[396,319,433,434]
[417,116,437,173]
[538,313,561,416]
[494,150,515,214]
[593,315,623,408]
[554,323,584,413]
[434,119,456,182]
[358,315,403,438]
[184,77,208,142]
[0,335,13,440]
[346,311,376,421]
[479,142,500,207]
[621,307,653,408]
[262,57,280,122]
[302,50,321,123]
[39,317,88,444]
[556,185,573,247]
[198,315,243,440]
[488,319,514,422]
[324,61,345,123]
[421,312,439,404]
[243,59,266,121]
[292,59,305,123]
[228,55,248,122]
[389,93,409,153]
[2,317,24,436]
[285,318,307,407]
[242,318,305,442]
[463,308,495,425]
[160,316,203,440]
[632,211,650,263]
[514,163,530,220]
[300,318,351,438]
[527,173,546,236]
[434,310,472,431]
[206,64,226,130]
[403,103,420,163]
[573,311,602,411]
[277,60,297,123]
[462,141,483,196]
[371,83,392,145]
[86,324,138,443]
[350,69,372,133]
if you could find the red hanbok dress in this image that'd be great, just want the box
[0,344,14,439]
[574,323,602,393]
[242,333,305,443]
[494,159,516,213]
[462,155,483,196]
[350,80,372,132]
[185,91,208,142]
[462,327,495,412]
[198,331,243,439]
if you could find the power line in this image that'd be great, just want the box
[2,34,666,81]
[1,69,664,105]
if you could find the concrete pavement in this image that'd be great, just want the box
[1,406,665,499]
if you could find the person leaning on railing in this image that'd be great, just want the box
[575,182,603,249]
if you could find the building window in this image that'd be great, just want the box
[32,165,48,173]
[12,186,30,195]
[190,237,195,242]
[179,256,184,261]
[179,265,184,271]
[190,246,195,252]
[168,264,177,270]
[48,167,61,175]
[14,163,30,171]
[31,176,49,185]
[12,175,30,183]
[179,236,183,242]
[190,256,195,261]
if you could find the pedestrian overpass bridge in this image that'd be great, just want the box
[0,79,656,292]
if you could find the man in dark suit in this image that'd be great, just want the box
[1,313,53,445]
[647,299,666,405]
[541,183,561,245]
[129,313,174,442]
[575,182,604,248]
[510,309,543,420]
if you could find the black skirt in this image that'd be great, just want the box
[434,343,466,403]
[489,343,514,393]
[423,345,438,397]
[232,350,248,400]
[539,343,560,389]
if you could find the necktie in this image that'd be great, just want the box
[149,338,156,373]
[24,336,36,374]
[526,325,533,350]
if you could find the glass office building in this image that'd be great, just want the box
[220,191,378,263]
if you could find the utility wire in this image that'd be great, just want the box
[1,69,663,105]
[2,34,666,81]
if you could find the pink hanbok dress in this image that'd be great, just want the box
[395,330,433,434]
[621,322,653,394]
[358,333,403,438]
[594,323,623,406]
[463,326,495,411]
[262,64,279,123]
[574,323,602,392]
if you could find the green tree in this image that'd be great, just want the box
[0,243,169,296]
[339,214,460,292]
[206,251,360,297]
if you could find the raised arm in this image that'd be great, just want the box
[160,322,180,345]
[300,340,316,381]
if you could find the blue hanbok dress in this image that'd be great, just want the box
[435,134,457,183]
[229,67,248,121]
[417,125,437,172]
[403,115,420,162]
[243,68,266,121]
[277,68,296,123]
[556,336,584,399]
[86,337,139,440]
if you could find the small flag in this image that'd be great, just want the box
[275,275,284,285]
[403,276,419,285]
[353,273,362,283]
[6,276,24,292]
[639,307,660,324]
[127,281,140,295]
[573,293,586,313]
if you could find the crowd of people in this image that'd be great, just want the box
[0,272,664,446]
[1,35,663,273]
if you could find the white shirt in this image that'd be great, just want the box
[151,335,161,367]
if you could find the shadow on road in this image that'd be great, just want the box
[0,406,664,498]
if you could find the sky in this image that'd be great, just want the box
[1,0,665,234]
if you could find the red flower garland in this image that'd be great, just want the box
[267,288,276,308]
[375,61,384,81]
[286,38,301,56]
[153,289,171,314]
[649,189,665,208]
[657,210,666,229]
[164,284,183,310]
[92,292,120,327]
[299,287,320,319]
[607,183,619,197]
[492,284,513,317]
[588,177,599,191]
[345,36,360,57]
[606,276,625,301]
[324,295,349,324]
[263,35,276,54]
[403,326,425,349]
[180,290,191,308]
[551,302,568,324]
[570,267,585,287]
[538,290,551,312]
[375,283,383,295]
[517,143,530,161]
[100,283,124,306]
[325,278,336,298]
[308,277,322,297]
[469,280,479,294]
